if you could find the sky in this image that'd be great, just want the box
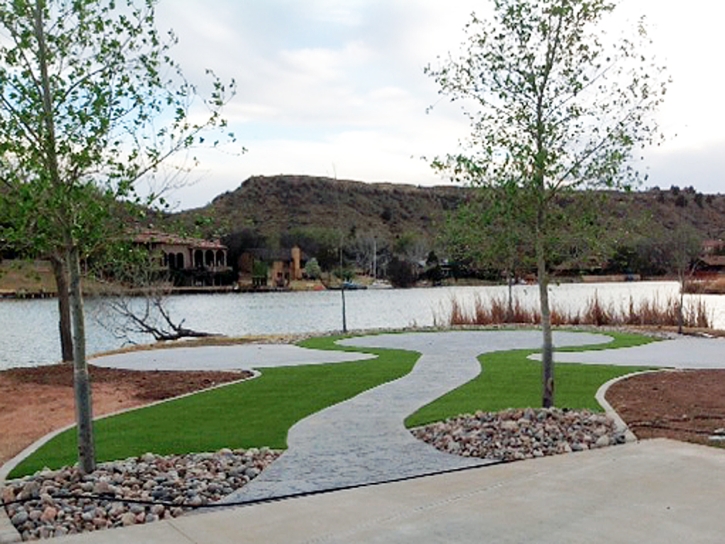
[153,1,725,210]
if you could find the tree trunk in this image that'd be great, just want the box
[68,244,95,474]
[50,255,74,362]
[341,285,347,333]
[536,213,554,408]
[677,271,685,335]
[507,270,514,323]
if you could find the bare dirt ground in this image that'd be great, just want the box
[0,365,249,466]
[2,362,724,469]
[606,369,725,446]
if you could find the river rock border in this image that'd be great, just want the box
[2,448,280,541]
[0,372,259,542]
[412,407,630,461]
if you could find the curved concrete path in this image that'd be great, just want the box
[529,336,725,368]
[23,331,725,544]
[221,330,611,504]
[91,344,374,371]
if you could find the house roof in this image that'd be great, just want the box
[698,255,725,268]
[133,230,227,251]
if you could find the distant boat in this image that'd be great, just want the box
[369,280,392,289]
[342,281,367,290]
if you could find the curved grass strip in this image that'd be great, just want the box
[11,337,417,478]
[405,331,656,428]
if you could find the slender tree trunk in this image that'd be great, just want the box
[537,212,554,408]
[50,255,74,362]
[68,244,95,474]
[677,271,685,335]
[341,285,347,333]
[506,268,514,323]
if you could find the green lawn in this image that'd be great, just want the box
[10,336,417,478]
[11,330,655,478]
[405,331,655,427]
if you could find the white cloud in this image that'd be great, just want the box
[151,0,725,209]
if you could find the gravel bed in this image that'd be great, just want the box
[412,408,629,461]
[2,448,280,541]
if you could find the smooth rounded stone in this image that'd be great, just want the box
[129,504,145,515]
[413,408,620,462]
[5,447,282,540]
[1,485,15,504]
[21,480,41,498]
[244,467,260,479]
[41,506,58,522]
[140,453,156,464]
[595,435,611,448]
[93,480,113,495]
[108,503,126,518]
[11,511,29,525]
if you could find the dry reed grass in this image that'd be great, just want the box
[685,277,725,295]
[443,292,711,329]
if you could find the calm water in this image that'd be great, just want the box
[1,281,722,370]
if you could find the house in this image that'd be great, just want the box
[701,239,725,255]
[238,246,305,288]
[132,230,234,287]
[694,240,725,276]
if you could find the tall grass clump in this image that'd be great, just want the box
[441,292,712,329]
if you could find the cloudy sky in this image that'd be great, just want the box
[154,0,725,210]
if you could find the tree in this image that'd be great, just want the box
[668,225,701,334]
[92,244,217,342]
[387,256,417,288]
[304,257,322,279]
[428,0,667,407]
[444,183,534,319]
[0,0,235,472]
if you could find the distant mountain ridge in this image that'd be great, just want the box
[172,174,725,248]
[176,174,468,243]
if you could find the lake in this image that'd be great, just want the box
[1,281,722,370]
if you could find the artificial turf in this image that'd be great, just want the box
[11,330,655,478]
[404,331,655,427]
[10,336,417,477]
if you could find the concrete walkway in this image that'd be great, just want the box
[529,335,725,368]
[221,330,610,503]
[9,330,725,543]
[51,439,725,543]
[91,344,374,371]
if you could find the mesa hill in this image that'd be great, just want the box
[173,175,725,247]
[176,175,467,243]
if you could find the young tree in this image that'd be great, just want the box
[444,182,534,320]
[427,0,667,407]
[668,225,701,334]
[0,0,235,472]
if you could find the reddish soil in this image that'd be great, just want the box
[0,365,250,465]
[606,369,725,445]
[2,363,724,468]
